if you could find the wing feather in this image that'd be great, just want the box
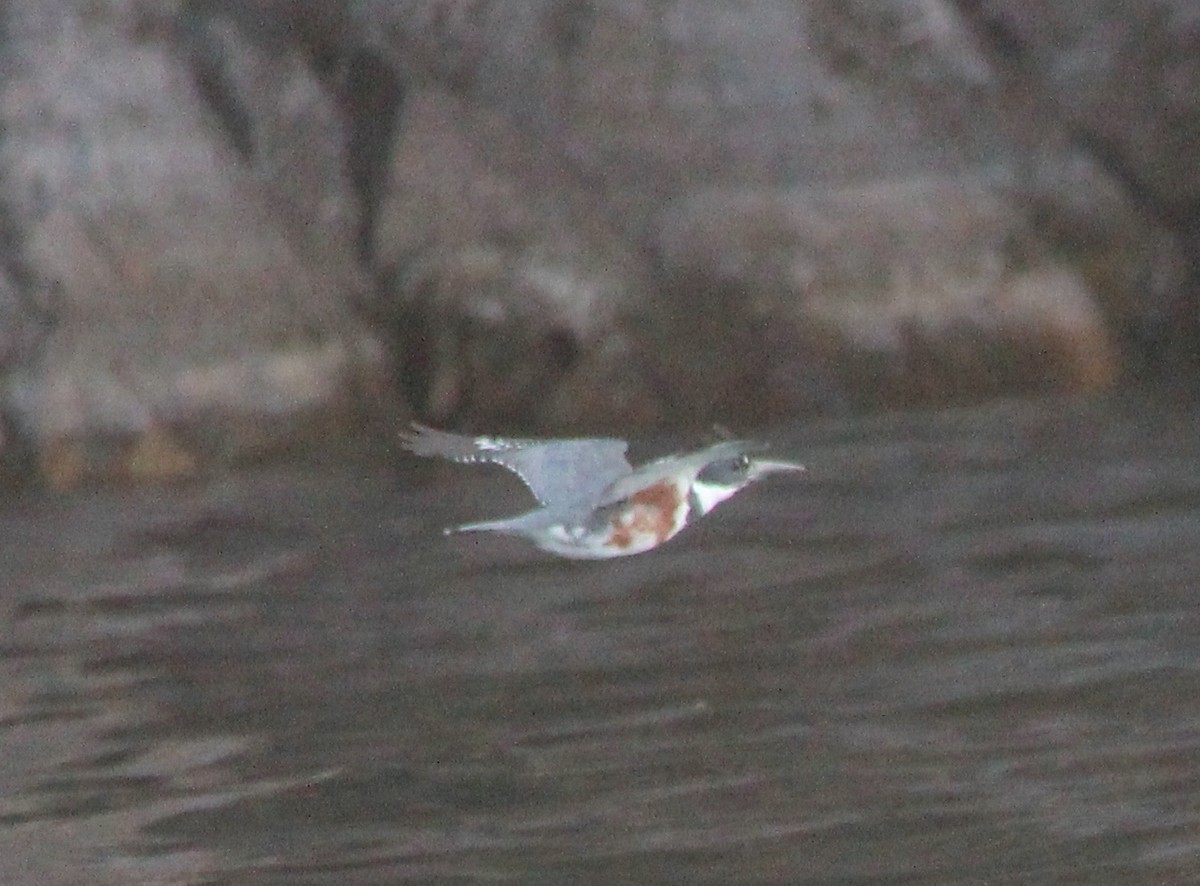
[400,423,632,507]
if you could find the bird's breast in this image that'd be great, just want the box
[602,480,690,554]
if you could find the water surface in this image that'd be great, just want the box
[3,393,1200,883]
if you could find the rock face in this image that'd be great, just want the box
[369,87,655,432]
[0,3,385,486]
[0,1,1195,484]
[651,179,1117,418]
[348,0,1134,429]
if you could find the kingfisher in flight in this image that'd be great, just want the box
[400,423,805,559]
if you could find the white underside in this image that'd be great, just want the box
[454,477,737,559]
[532,491,692,559]
[688,480,740,515]
[534,528,642,559]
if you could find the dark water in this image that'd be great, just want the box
[4,393,1200,884]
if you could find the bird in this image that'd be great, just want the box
[399,423,805,559]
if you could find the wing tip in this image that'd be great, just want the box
[399,421,459,457]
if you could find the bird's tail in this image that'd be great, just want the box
[444,516,528,536]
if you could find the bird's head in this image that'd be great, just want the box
[688,441,805,515]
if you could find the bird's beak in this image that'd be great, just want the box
[750,459,806,478]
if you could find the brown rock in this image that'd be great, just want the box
[371,86,653,431]
[0,2,385,485]
[652,178,1118,414]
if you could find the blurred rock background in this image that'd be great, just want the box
[0,0,1196,486]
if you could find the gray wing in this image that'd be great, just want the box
[400,423,632,507]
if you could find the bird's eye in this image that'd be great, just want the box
[736,454,751,471]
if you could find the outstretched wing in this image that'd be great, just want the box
[400,423,632,507]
